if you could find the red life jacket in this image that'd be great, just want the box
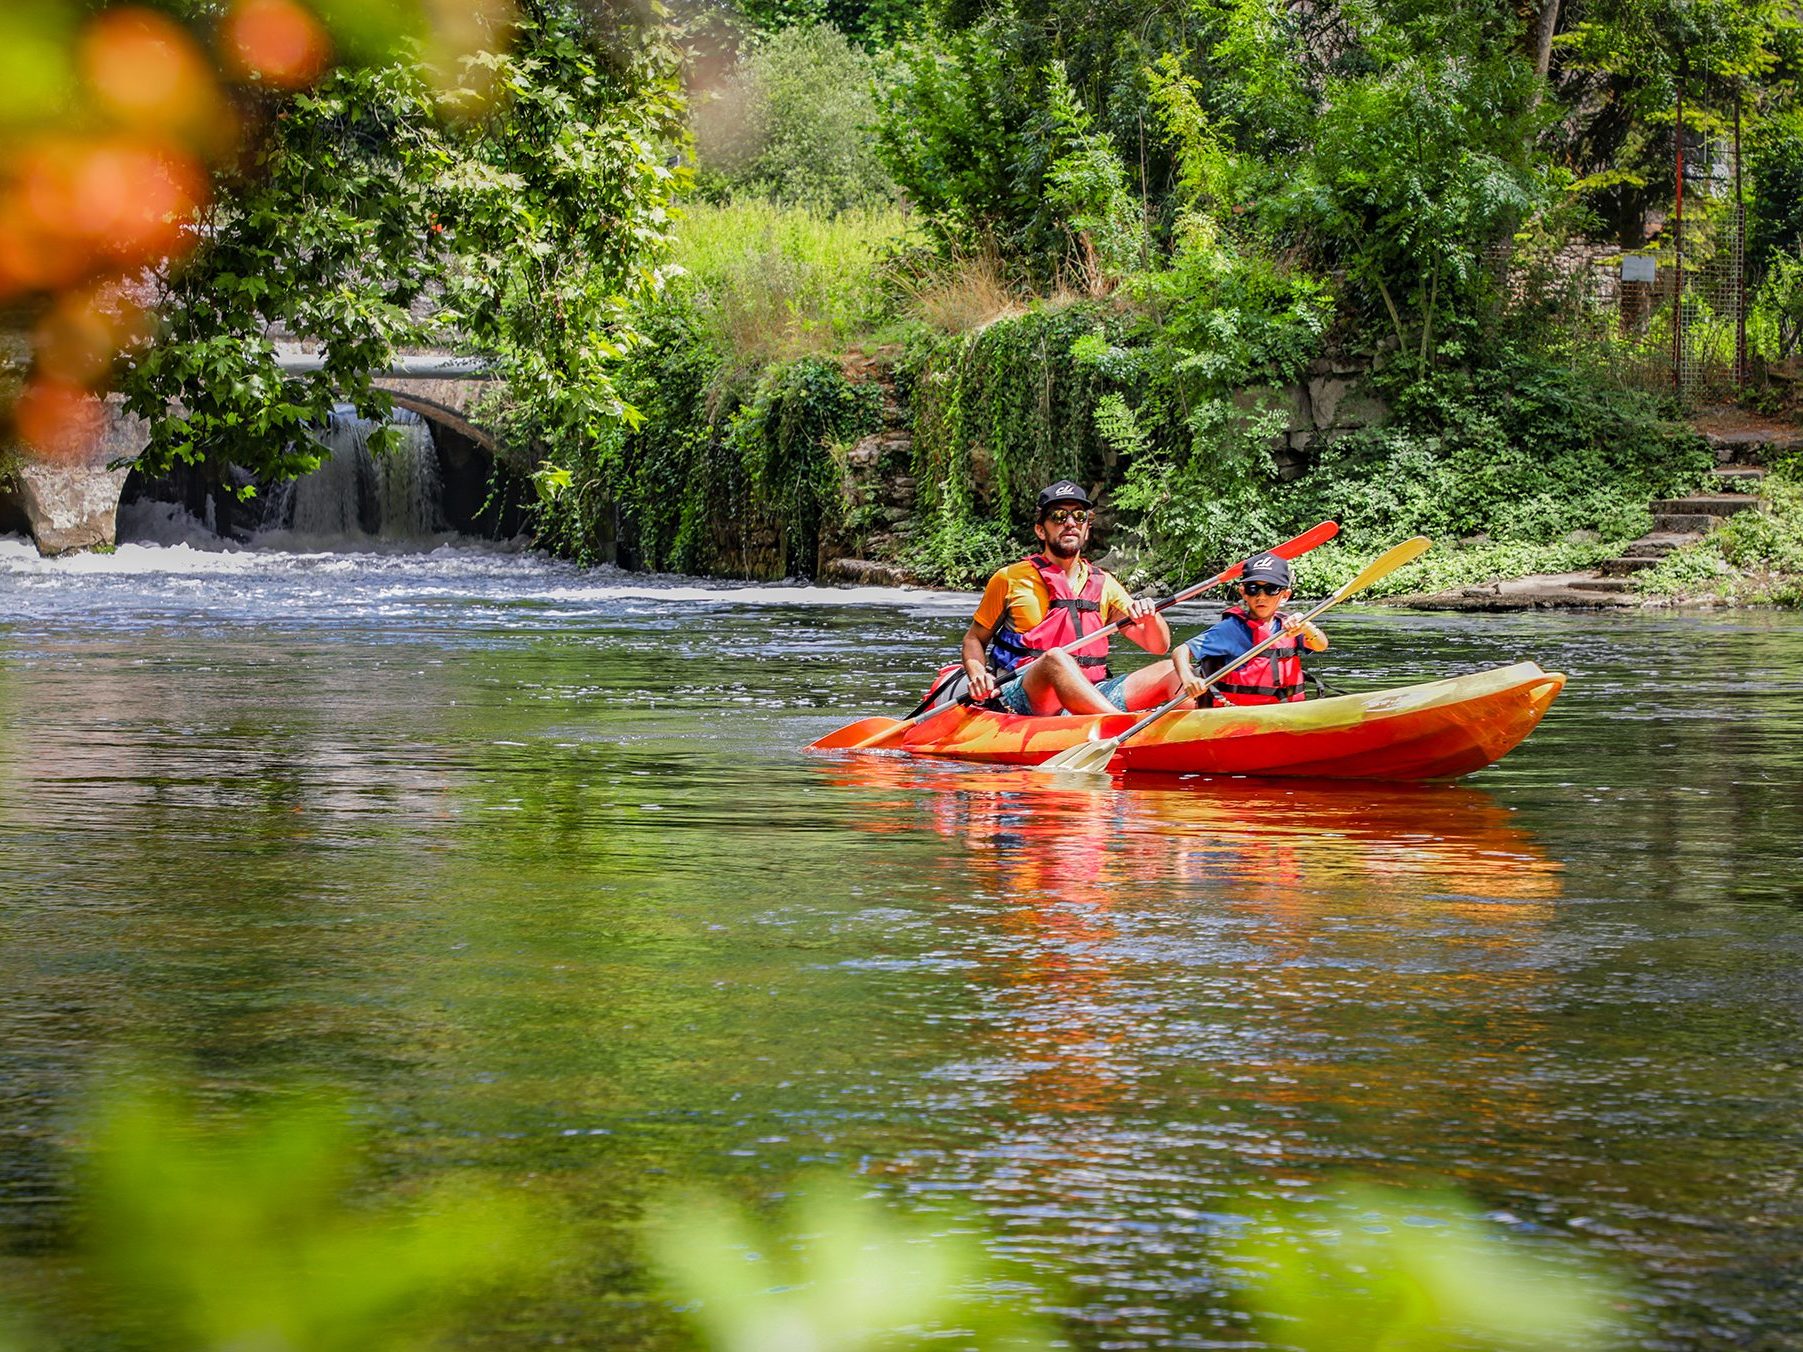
[1209,606,1305,706]
[987,554,1111,684]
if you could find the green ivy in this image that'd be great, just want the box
[733,356,882,576]
[901,305,1128,584]
[534,304,880,578]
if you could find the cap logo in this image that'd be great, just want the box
[1253,555,1277,570]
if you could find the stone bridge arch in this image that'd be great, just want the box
[367,368,513,538]
[4,354,511,555]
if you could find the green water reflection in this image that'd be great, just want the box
[2,599,1801,1347]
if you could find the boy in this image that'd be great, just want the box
[1171,553,1327,706]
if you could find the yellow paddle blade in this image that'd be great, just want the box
[808,716,905,750]
[1037,738,1121,774]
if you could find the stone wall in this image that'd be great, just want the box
[1242,356,1387,481]
[818,427,918,584]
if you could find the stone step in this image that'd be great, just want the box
[1619,533,1700,559]
[1653,512,1722,534]
[1569,576,1637,593]
[1705,428,1803,463]
[1712,466,1766,485]
[1648,494,1763,517]
[1601,556,1661,576]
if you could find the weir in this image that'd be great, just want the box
[114,402,527,548]
[271,408,447,540]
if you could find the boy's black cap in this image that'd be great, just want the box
[1241,553,1291,585]
[1036,480,1092,513]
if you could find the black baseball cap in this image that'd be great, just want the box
[1036,480,1092,514]
[1241,552,1291,586]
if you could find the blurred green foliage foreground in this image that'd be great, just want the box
[3,1076,1624,1351]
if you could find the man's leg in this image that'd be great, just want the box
[1019,650,1121,715]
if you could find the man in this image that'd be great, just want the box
[1170,552,1327,706]
[961,481,1172,716]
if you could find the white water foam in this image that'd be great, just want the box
[0,532,976,625]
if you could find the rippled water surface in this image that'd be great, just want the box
[3,539,1802,1348]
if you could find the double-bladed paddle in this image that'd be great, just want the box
[1034,535,1432,775]
[808,519,1342,752]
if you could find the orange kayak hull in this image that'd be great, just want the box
[888,662,1566,781]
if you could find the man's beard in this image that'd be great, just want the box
[1043,534,1082,561]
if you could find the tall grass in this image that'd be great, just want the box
[665,199,910,368]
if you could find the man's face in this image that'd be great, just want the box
[1239,581,1289,622]
[1034,502,1091,559]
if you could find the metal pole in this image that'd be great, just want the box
[1673,51,1684,395]
[1735,84,1748,391]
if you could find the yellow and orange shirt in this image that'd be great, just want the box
[973,557,1136,634]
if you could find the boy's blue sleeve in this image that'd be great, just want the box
[1184,619,1247,661]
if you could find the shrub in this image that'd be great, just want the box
[1290,360,1710,552]
[692,23,895,213]
[732,355,883,576]
[1639,470,1803,606]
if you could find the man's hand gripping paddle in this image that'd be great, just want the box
[1034,536,1432,776]
[807,520,1342,752]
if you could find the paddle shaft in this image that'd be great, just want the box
[1040,536,1430,769]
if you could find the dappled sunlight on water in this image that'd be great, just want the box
[2,548,1802,1347]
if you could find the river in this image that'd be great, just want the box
[2,537,1801,1349]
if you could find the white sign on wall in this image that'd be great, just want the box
[1621,255,1657,284]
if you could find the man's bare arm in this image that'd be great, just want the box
[961,620,998,699]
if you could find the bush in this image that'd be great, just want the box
[531,302,881,578]
[733,355,883,576]
[693,23,895,213]
[1292,537,1624,599]
[1289,360,1711,552]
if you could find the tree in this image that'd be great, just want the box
[119,0,687,512]
[692,22,893,212]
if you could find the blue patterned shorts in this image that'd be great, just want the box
[995,672,1128,715]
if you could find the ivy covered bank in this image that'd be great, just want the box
[11,0,1799,601]
[519,0,1795,601]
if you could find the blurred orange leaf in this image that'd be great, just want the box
[14,378,106,461]
[222,0,333,90]
[80,8,224,141]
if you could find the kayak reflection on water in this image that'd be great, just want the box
[813,756,1562,909]
[818,756,1566,1219]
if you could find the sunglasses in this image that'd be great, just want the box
[1042,508,1092,525]
[1240,581,1287,596]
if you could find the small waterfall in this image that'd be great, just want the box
[283,406,446,541]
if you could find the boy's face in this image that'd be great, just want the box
[1240,582,1289,622]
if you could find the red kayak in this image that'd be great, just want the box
[830,662,1565,781]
